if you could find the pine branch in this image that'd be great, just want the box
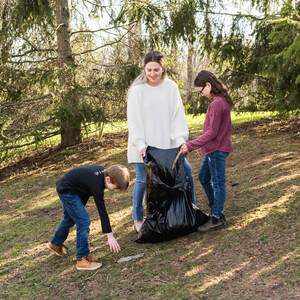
[223,68,269,80]
[1,94,53,108]
[71,21,136,36]
[6,117,57,133]
[7,57,57,64]
[0,130,60,151]
[82,0,110,8]
[195,10,273,21]
[12,48,56,58]
[72,30,129,56]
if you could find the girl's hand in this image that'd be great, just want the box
[180,143,189,154]
[140,147,146,158]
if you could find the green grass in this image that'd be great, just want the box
[0,113,299,299]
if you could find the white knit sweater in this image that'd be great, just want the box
[127,78,189,163]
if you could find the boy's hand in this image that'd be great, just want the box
[107,232,121,253]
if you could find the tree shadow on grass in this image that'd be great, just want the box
[171,193,299,299]
[0,184,298,299]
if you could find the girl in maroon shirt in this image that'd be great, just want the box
[181,70,234,233]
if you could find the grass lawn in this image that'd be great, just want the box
[0,113,299,299]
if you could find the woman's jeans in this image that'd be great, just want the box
[198,151,229,219]
[51,193,91,258]
[132,158,196,221]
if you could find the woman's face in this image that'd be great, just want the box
[144,61,164,86]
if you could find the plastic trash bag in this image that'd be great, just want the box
[134,146,209,243]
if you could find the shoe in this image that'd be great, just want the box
[197,216,226,233]
[210,211,226,222]
[77,255,102,270]
[47,242,68,256]
[220,213,226,221]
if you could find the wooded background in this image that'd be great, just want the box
[0,0,299,157]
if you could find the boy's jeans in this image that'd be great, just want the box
[198,151,229,219]
[132,158,196,221]
[51,193,91,258]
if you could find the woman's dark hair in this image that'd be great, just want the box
[144,50,167,78]
[194,70,234,109]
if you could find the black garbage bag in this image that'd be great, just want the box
[134,146,209,243]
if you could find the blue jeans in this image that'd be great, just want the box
[132,158,196,221]
[198,151,229,219]
[51,193,91,258]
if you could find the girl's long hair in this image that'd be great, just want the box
[194,70,234,109]
[127,50,167,97]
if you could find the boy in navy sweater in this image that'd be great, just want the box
[47,164,130,270]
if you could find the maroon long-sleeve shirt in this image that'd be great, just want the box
[186,96,234,155]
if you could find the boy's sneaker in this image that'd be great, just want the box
[77,256,102,270]
[197,216,225,233]
[47,242,68,256]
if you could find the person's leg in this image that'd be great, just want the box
[51,196,75,246]
[183,158,196,205]
[207,151,229,219]
[54,193,91,258]
[197,151,229,233]
[132,163,147,221]
[198,156,214,210]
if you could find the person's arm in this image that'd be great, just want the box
[127,87,147,153]
[170,85,189,146]
[92,188,112,233]
[186,100,223,152]
[180,143,189,154]
[92,186,122,253]
[140,147,146,158]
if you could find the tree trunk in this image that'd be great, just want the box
[187,39,194,103]
[128,20,143,65]
[56,0,81,147]
[0,1,12,63]
[170,43,179,75]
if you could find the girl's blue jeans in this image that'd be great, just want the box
[51,193,91,258]
[132,158,196,221]
[198,151,229,219]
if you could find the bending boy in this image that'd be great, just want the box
[47,164,130,270]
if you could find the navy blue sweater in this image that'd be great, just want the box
[56,165,112,233]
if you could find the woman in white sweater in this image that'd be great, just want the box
[127,50,195,232]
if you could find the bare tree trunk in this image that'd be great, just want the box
[170,42,179,75]
[128,20,143,64]
[187,39,194,103]
[0,1,12,63]
[56,0,81,147]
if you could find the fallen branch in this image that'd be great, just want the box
[117,253,144,263]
